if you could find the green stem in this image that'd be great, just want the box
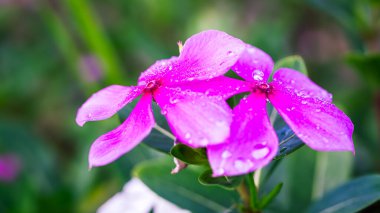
[154,124,176,141]
[247,173,259,212]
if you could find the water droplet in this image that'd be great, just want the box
[248,48,256,54]
[200,138,209,146]
[161,109,167,115]
[316,125,320,130]
[301,100,308,105]
[169,97,179,104]
[227,51,234,56]
[222,151,232,159]
[290,80,295,84]
[315,108,321,112]
[168,65,173,71]
[87,113,93,119]
[205,89,211,96]
[234,159,253,172]
[251,146,270,159]
[188,77,194,81]
[185,133,191,139]
[215,168,225,176]
[286,107,295,111]
[252,70,264,81]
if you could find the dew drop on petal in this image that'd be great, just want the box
[169,97,179,104]
[185,132,191,139]
[301,100,308,105]
[227,51,234,56]
[251,146,270,159]
[234,159,253,173]
[252,70,264,81]
[315,108,321,113]
[200,138,209,146]
[221,150,232,159]
[215,168,225,176]
[286,107,295,111]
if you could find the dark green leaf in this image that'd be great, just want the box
[170,144,208,165]
[118,98,174,153]
[259,182,283,209]
[274,55,308,76]
[198,169,243,190]
[346,53,380,89]
[134,157,239,213]
[308,175,380,213]
[273,125,305,160]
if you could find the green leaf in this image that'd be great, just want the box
[170,144,208,165]
[346,53,380,89]
[273,125,305,160]
[259,182,283,209]
[308,175,380,213]
[311,152,353,200]
[118,98,174,153]
[198,169,243,190]
[274,55,308,76]
[133,157,239,213]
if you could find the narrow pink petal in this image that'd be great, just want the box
[137,57,178,86]
[89,94,155,167]
[272,68,333,102]
[163,30,245,84]
[167,76,250,100]
[231,44,274,82]
[154,87,232,148]
[269,85,354,153]
[207,93,278,177]
[76,85,143,126]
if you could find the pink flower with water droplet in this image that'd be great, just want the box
[76,30,247,168]
[207,44,355,177]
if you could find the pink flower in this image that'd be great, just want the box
[207,45,355,177]
[0,154,21,182]
[76,30,246,168]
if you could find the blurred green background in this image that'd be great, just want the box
[0,0,379,212]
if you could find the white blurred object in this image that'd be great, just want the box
[98,178,190,213]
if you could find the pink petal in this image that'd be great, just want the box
[88,94,155,167]
[137,57,178,86]
[231,44,274,82]
[154,87,232,148]
[269,84,354,153]
[76,85,143,126]
[0,154,21,182]
[167,76,249,100]
[272,68,333,102]
[207,93,278,177]
[163,30,245,84]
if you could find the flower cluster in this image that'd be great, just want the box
[76,30,354,176]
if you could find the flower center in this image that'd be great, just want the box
[253,82,273,95]
[143,80,161,93]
